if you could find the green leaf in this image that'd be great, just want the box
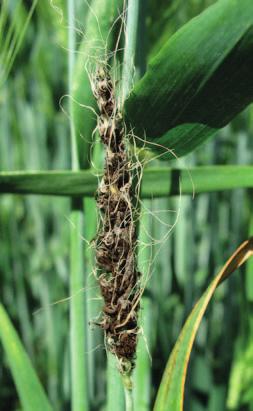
[124,0,253,159]
[1,165,253,196]
[153,238,253,411]
[0,303,53,411]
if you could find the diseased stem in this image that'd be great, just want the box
[129,1,151,408]
[92,1,141,408]
[94,65,140,367]
[121,1,141,409]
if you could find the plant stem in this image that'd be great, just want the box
[102,0,141,404]
[133,202,152,411]
[85,138,103,403]
[121,0,141,409]
[121,0,140,102]
[106,353,125,411]
[68,1,89,410]
[69,205,88,411]
[124,386,134,411]
[126,0,151,408]
[68,0,79,171]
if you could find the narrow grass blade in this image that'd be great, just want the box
[0,0,8,48]
[1,166,253,197]
[0,0,38,86]
[124,0,253,159]
[0,170,98,196]
[154,238,253,411]
[0,303,53,411]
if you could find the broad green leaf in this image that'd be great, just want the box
[0,303,53,411]
[147,0,215,60]
[124,0,253,159]
[154,238,253,411]
[0,165,253,196]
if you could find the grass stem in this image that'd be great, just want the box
[122,0,140,102]
[124,387,134,411]
[68,1,89,410]
[106,353,125,411]
[121,0,141,409]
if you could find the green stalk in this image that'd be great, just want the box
[133,202,152,411]
[68,1,88,410]
[124,386,134,411]
[70,204,88,411]
[85,138,103,403]
[84,197,98,403]
[126,0,151,408]
[121,0,140,103]
[114,1,141,410]
[106,353,125,411]
[106,0,141,407]
[68,0,78,172]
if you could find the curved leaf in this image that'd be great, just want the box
[154,238,253,411]
[0,303,53,411]
[124,0,253,159]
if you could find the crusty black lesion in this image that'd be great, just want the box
[92,65,140,369]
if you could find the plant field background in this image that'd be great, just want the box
[1,0,253,410]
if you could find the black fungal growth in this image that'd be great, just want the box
[92,65,140,371]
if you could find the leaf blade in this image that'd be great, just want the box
[153,238,253,411]
[1,165,253,196]
[124,0,253,158]
[0,303,53,411]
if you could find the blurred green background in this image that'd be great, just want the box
[1,0,253,410]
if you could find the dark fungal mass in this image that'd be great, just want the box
[92,65,140,370]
